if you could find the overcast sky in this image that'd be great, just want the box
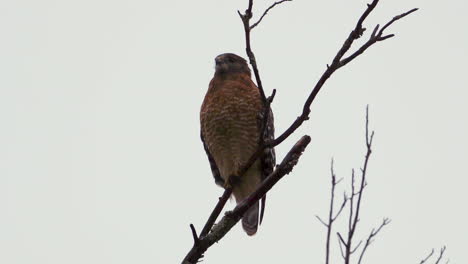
[1,0,467,263]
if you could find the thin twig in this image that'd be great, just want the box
[337,232,347,259]
[189,224,199,247]
[316,215,328,227]
[250,0,292,30]
[320,158,348,264]
[339,8,419,67]
[342,106,375,264]
[238,2,266,103]
[351,240,363,254]
[419,249,435,264]
[357,218,391,264]
[332,193,348,222]
[325,158,337,264]
[419,246,448,264]
[435,246,447,264]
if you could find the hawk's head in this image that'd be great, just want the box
[214,53,251,76]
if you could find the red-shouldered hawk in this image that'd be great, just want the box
[200,53,275,236]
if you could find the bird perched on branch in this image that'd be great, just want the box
[200,53,275,236]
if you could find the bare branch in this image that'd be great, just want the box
[238,3,266,102]
[268,1,417,148]
[380,8,419,35]
[189,224,200,247]
[337,106,376,264]
[351,240,363,254]
[315,215,329,227]
[332,190,348,221]
[250,0,292,30]
[320,158,348,264]
[419,246,448,264]
[340,7,419,67]
[357,218,391,264]
[182,136,311,264]
[337,232,347,259]
[337,232,348,247]
[349,169,356,231]
[237,0,417,189]
[435,246,447,264]
[419,249,435,264]
[199,189,232,238]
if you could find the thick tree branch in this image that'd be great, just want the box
[182,135,311,264]
[199,188,232,238]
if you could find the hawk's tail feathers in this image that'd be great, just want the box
[242,201,259,236]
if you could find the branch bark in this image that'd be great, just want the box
[182,135,311,264]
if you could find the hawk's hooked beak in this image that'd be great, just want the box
[215,57,228,73]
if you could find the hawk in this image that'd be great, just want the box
[200,53,276,235]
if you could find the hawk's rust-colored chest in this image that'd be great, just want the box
[200,74,263,177]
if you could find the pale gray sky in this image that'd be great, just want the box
[0,0,467,263]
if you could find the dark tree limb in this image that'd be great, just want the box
[269,1,417,148]
[182,135,311,264]
[238,0,267,103]
[199,189,232,238]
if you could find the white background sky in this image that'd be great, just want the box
[1,0,467,263]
